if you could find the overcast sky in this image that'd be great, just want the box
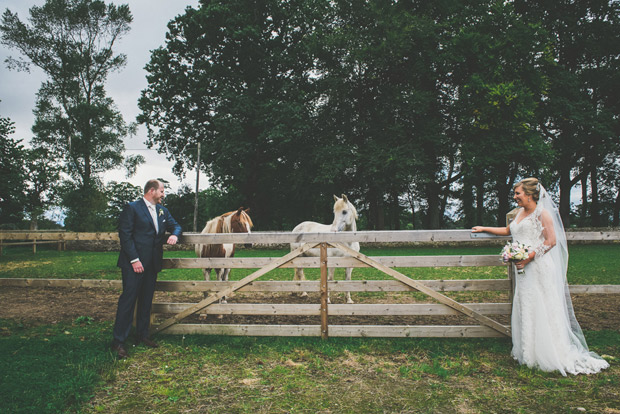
[0,0,205,193]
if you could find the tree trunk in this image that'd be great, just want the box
[475,172,485,225]
[590,168,600,227]
[559,164,572,228]
[425,181,441,229]
[580,175,588,227]
[613,190,620,228]
[391,191,401,230]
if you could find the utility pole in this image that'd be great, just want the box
[193,143,201,232]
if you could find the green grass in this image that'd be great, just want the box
[1,244,619,285]
[0,319,114,414]
[1,319,618,414]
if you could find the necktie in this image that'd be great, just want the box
[148,205,159,232]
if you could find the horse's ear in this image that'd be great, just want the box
[236,207,244,214]
[244,207,251,213]
[333,194,339,201]
[342,194,348,202]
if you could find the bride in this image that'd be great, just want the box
[472,177,609,375]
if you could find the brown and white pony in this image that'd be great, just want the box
[195,207,253,303]
[291,195,360,303]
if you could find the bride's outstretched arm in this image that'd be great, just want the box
[471,225,511,236]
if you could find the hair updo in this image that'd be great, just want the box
[514,177,540,202]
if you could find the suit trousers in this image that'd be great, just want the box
[112,264,158,344]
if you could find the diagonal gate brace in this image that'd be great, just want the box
[152,242,321,335]
[330,242,511,337]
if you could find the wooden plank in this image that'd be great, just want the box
[0,278,513,292]
[1,229,618,243]
[157,324,507,338]
[566,231,620,241]
[1,278,618,295]
[151,302,512,316]
[0,278,123,288]
[162,255,504,269]
[151,242,321,335]
[154,279,512,292]
[569,285,620,294]
[160,324,322,336]
[0,232,119,241]
[0,241,61,246]
[180,230,509,244]
[330,242,512,337]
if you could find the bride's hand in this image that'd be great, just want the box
[471,226,484,233]
[515,253,535,270]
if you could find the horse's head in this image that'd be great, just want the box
[332,194,358,232]
[229,207,253,248]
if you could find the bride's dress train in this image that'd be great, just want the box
[509,205,609,376]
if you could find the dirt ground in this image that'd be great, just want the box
[1,286,619,331]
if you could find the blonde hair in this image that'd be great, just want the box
[514,177,540,201]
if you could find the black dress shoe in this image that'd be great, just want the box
[137,337,159,348]
[111,343,128,359]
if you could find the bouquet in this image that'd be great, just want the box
[500,242,531,274]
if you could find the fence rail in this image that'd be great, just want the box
[2,229,619,244]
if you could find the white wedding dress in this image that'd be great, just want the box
[509,199,609,376]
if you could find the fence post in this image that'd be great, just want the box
[320,242,329,339]
[506,209,519,306]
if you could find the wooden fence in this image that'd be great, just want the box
[1,229,619,338]
[0,230,67,255]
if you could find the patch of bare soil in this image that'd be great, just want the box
[0,286,618,331]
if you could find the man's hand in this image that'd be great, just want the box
[167,235,178,245]
[132,260,145,274]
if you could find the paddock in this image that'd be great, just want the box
[1,229,619,339]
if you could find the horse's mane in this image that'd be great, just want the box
[203,210,254,234]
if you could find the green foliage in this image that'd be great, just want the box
[0,0,143,229]
[136,0,620,230]
[104,181,142,225]
[0,115,27,226]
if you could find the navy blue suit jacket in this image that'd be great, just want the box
[117,199,182,273]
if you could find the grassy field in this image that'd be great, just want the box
[1,244,619,413]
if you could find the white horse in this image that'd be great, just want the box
[291,194,360,304]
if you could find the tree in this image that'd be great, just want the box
[0,114,27,227]
[138,0,331,229]
[105,181,142,226]
[516,0,620,227]
[450,1,552,226]
[23,147,61,229]
[163,186,242,231]
[1,0,143,231]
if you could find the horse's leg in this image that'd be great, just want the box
[327,267,335,304]
[202,268,212,299]
[199,268,212,320]
[222,268,232,303]
[216,268,228,304]
[344,267,354,304]
[293,267,308,298]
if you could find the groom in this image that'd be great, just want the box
[111,179,182,359]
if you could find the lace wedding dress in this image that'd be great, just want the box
[509,194,609,376]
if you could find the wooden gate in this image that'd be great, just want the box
[152,230,516,338]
